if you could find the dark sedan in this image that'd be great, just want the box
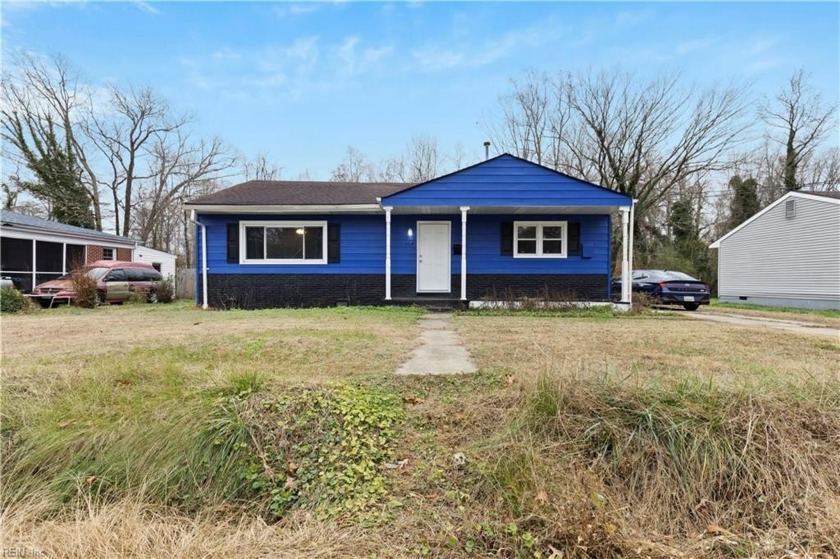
[612,270,711,311]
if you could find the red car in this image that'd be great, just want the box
[29,260,163,307]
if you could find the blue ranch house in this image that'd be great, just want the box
[184,154,635,309]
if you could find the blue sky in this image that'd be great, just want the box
[2,1,838,179]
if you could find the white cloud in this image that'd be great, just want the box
[411,46,464,72]
[411,18,567,72]
[133,1,162,15]
[615,9,653,28]
[273,3,320,18]
[745,35,781,57]
[3,0,90,12]
[178,34,395,100]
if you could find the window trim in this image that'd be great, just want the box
[102,247,116,261]
[513,221,568,259]
[239,220,328,265]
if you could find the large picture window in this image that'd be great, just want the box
[240,221,327,264]
[514,221,568,258]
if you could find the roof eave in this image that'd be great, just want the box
[184,203,384,214]
[0,222,138,246]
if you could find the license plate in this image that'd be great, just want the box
[684,295,695,302]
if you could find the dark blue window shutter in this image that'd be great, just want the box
[568,222,581,256]
[328,223,341,263]
[226,224,239,263]
[500,222,513,255]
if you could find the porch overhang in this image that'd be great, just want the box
[381,204,628,215]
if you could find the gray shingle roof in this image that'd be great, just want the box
[187,180,415,206]
[0,210,137,245]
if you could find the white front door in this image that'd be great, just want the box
[417,221,451,293]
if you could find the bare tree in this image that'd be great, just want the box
[760,69,838,191]
[2,52,104,228]
[375,135,445,182]
[404,135,442,181]
[330,146,376,182]
[133,133,235,245]
[487,70,571,170]
[449,142,469,170]
[242,152,282,181]
[84,86,185,235]
[487,69,752,218]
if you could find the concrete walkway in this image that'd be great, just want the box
[684,311,840,339]
[396,313,478,375]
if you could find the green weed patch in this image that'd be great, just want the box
[241,384,404,520]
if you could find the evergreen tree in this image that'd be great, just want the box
[6,112,94,228]
[665,199,711,281]
[727,175,760,230]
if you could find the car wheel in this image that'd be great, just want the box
[683,303,700,311]
[98,291,107,305]
[147,290,158,304]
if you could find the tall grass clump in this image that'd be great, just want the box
[1,363,403,529]
[478,370,840,557]
[0,366,263,516]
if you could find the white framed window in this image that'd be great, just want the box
[102,247,115,260]
[239,221,328,264]
[514,221,568,258]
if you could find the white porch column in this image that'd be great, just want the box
[460,206,469,300]
[384,206,393,301]
[629,200,637,305]
[620,206,631,304]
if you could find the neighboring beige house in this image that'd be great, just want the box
[710,191,840,311]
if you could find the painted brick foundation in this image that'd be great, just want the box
[206,274,386,309]
[392,274,607,301]
[204,273,609,309]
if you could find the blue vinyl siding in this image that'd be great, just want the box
[392,214,610,275]
[383,154,631,207]
[197,212,611,278]
[198,214,386,274]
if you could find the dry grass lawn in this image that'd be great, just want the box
[2,303,839,558]
[2,302,421,395]
[455,314,840,387]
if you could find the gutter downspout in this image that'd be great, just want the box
[189,210,209,309]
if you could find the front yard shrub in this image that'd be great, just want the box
[70,272,99,308]
[1,287,34,313]
[156,276,175,303]
[127,288,149,304]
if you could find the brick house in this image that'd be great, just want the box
[1,210,137,292]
